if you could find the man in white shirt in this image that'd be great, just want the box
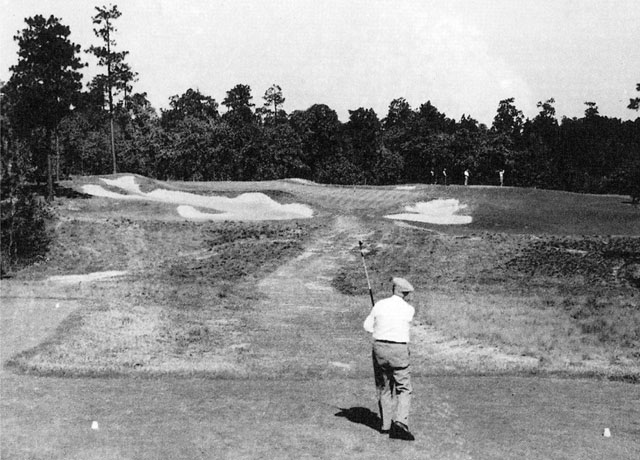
[363,277,416,441]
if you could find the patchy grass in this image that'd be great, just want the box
[6,177,640,380]
[562,296,640,349]
[334,226,640,371]
[505,236,640,283]
[3,177,640,460]
[7,217,322,377]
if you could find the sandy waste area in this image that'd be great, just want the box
[385,199,472,225]
[82,176,314,221]
[47,270,128,284]
[83,176,471,225]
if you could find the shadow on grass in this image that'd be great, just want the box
[334,407,381,432]
[19,183,91,199]
[55,185,91,199]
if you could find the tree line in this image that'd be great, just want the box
[2,9,640,194]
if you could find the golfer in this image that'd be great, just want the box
[363,277,416,440]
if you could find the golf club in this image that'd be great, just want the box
[358,240,375,307]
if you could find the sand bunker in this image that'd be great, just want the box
[177,203,313,221]
[102,176,142,194]
[385,199,472,225]
[82,176,314,221]
[82,184,143,200]
[286,178,316,185]
[47,270,128,284]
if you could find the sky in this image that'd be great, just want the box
[2,0,639,124]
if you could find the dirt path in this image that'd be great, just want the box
[247,214,376,377]
[246,213,538,377]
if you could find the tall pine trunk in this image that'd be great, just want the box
[107,19,117,174]
[46,129,54,201]
[110,116,116,174]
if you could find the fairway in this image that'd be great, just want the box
[2,176,639,459]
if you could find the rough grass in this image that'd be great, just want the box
[333,226,640,372]
[7,215,322,377]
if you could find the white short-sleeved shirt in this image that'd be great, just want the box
[363,294,415,343]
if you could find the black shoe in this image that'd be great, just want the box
[389,421,415,441]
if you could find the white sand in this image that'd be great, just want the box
[395,185,417,190]
[286,178,316,185]
[385,199,472,225]
[47,270,128,284]
[82,184,144,200]
[81,176,314,221]
[101,176,143,194]
[177,203,313,221]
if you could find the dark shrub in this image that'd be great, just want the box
[1,156,52,275]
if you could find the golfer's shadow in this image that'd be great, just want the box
[334,407,381,432]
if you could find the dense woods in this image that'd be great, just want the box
[2,11,639,193]
[5,77,639,193]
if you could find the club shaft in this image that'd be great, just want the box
[359,241,375,306]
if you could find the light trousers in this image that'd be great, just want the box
[372,341,412,430]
